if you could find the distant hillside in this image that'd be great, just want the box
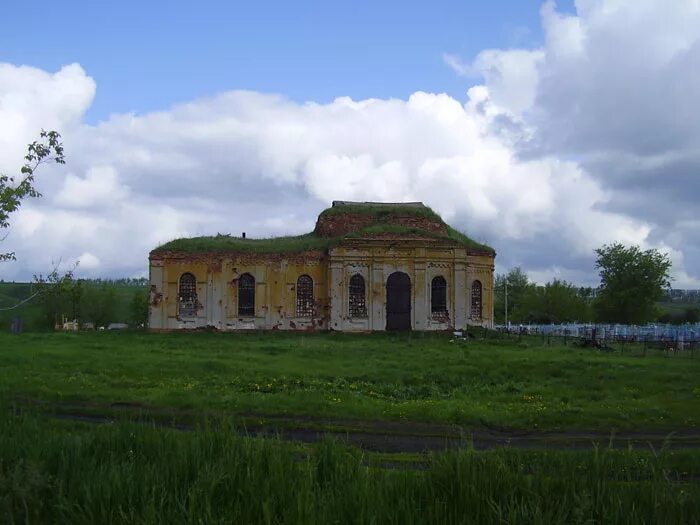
[0,279,148,332]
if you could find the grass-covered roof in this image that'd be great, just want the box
[319,201,443,220]
[151,202,494,255]
[152,233,330,255]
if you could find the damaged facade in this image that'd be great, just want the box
[148,202,495,331]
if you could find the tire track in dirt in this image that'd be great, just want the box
[13,398,700,453]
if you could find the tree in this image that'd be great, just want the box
[593,243,672,324]
[1,130,65,261]
[658,307,700,325]
[518,279,593,324]
[129,288,149,328]
[34,266,78,328]
[81,283,116,328]
[685,307,700,324]
[494,267,531,323]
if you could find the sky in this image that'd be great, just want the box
[1,0,698,288]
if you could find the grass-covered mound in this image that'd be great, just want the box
[152,201,494,255]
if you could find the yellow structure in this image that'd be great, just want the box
[148,202,495,331]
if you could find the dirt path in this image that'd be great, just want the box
[15,398,700,453]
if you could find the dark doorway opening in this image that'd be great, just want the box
[386,272,411,331]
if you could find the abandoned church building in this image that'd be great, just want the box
[148,202,495,331]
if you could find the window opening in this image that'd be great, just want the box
[431,276,447,316]
[349,274,367,317]
[238,273,255,317]
[296,275,314,317]
[179,273,197,318]
[470,280,482,320]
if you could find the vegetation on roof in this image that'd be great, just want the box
[152,233,333,254]
[318,202,443,221]
[152,202,494,255]
[345,224,434,238]
[445,226,494,253]
[152,226,494,255]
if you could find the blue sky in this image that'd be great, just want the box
[1,1,571,122]
[2,0,699,287]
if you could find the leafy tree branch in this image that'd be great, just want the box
[1,130,65,261]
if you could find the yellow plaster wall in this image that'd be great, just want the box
[149,254,328,330]
[328,241,495,331]
[149,242,494,331]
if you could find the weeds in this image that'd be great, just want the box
[0,407,698,523]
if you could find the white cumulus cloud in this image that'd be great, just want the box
[1,0,700,288]
[445,0,700,286]
[55,165,129,208]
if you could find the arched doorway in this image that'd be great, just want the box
[386,272,411,330]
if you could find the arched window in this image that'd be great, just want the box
[238,273,255,317]
[179,273,197,318]
[431,276,447,315]
[470,280,482,320]
[296,275,314,317]
[349,274,367,317]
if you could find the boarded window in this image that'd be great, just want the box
[349,274,367,317]
[431,276,447,315]
[238,273,255,317]
[470,280,482,320]
[296,275,314,317]
[179,273,197,318]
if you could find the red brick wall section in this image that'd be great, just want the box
[314,213,447,237]
[314,213,375,237]
[393,215,447,235]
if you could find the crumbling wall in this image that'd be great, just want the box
[314,213,448,238]
[328,241,495,332]
[148,243,495,332]
[149,251,329,331]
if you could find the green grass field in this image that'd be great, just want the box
[1,331,699,432]
[2,408,699,524]
[2,331,700,522]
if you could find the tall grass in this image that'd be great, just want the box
[1,406,698,524]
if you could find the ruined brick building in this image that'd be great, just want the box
[148,202,495,331]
